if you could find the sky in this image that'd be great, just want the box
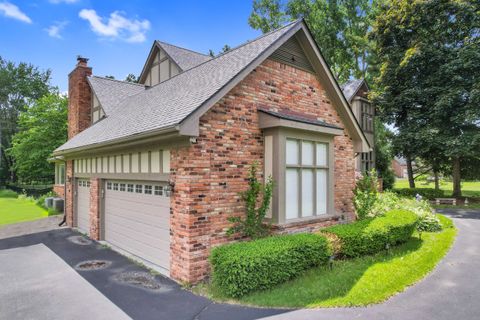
[0,0,260,92]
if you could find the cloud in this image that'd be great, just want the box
[0,2,32,23]
[45,21,68,39]
[79,9,150,43]
[49,0,79,3]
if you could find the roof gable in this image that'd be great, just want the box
[87,76,146,115]
[341,79,369,102]
[138,41,211,84]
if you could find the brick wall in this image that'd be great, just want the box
[89,178,101,240]
[65,160,74,227]
[53,185,65,198]
[170,59,356,283]
[65,58,92,228]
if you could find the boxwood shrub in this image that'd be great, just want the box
[392,188,444,200]
[323,209,418,258]
[210,233,331,297]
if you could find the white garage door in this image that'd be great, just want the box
[104,181,171,271]
[76,179,90,235]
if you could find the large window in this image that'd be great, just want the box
[55,163,65,185]
[361,151,374,173]
[361,101,374,133]
[285,139,329,220]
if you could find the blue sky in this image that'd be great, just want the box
[0,0,260,92]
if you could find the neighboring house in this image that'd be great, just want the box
[51,20,371,284]
[392,156,408,178]
[341,79,375,173]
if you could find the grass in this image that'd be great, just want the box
[196,214,456,308]
[394,178,480,198]
[0,191,57,226]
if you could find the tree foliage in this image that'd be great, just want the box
[8,93,67,183]
[371,0,480,196]
[248,0,382,83]
[0,56,51,184]
[374,119,395,189]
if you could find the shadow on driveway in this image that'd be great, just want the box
[0,228,288,320]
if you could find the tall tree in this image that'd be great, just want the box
[371,0,480,196]
[248,0,381,83]
[8,93,67,183]
[0,56,51,184]
[124,73,138,83]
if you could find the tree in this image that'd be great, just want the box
[248,0,382,83]
[8,93,67,183]
[124,73,138,83]
[0,56,51,184]
[208,49,215,57]
[374,119,395,189]
[221,45,231,53]
[371,0,480,197]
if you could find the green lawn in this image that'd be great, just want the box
[395,179,480,198]
[198,214,456,308]
[0,194,51,226]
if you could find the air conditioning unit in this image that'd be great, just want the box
[45,197,54,208]
[53,198,64,213]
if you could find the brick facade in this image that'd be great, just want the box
[53,185,65,198]
[65,57,92,228]
[170,59,356,283]
[89,178,101,240]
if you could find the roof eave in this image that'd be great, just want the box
[53,124,180,157]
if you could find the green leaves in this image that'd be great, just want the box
[226,162,274,239]
[8,93,67,183]
[210,233,331,297]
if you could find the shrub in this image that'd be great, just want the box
[354,169,379,220]
[210,233,332,297]
[417,214,442,233]
[322,209,418,258]
[227,162,274,239]
[0,189,18,198]
[392,188,444,200]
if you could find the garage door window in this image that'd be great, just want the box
[154,186,163,196]
[107,182,112,190]
[144,185,152,195]
[120,183,126,192]
[127,184,134,192]
[113,183,119,191]
[135,184,143,193]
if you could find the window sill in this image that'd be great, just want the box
[271,213,345,228]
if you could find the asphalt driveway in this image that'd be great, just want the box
[0,209,478,320]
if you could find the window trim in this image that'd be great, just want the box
[264,127,337,225]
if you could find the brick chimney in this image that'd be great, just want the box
[68,56,92,139]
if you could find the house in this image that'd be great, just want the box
[51,19,372,284]
[392,156,408,178]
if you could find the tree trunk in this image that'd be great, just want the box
[452,157,462,198]
[434,170,440,190]
[406,155,416,188]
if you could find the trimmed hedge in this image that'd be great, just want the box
[392,188,444,200]
[210,233,332,297]
[323,209,418,258]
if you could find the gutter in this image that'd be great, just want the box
[53,124,179,157]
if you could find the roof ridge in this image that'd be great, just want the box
[142,19,302,92]
[213,19,301,60]
[90,75,146,87]
[156,40,212,58]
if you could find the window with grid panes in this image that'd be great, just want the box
[285,139,328,220]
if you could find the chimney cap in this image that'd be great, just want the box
[76,55,89,65]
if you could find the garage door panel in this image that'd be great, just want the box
[106,232,170,267]
[105,215,170,243]
[104,180,170,271]
[76,179,90,235]
[105,198,170,221]
[106,207,170,229]
[107,191,170,208]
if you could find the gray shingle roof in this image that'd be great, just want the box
[157,41,212,71]
[55,20,302,152]
[88,76,146,115]
[341,79,364,102]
